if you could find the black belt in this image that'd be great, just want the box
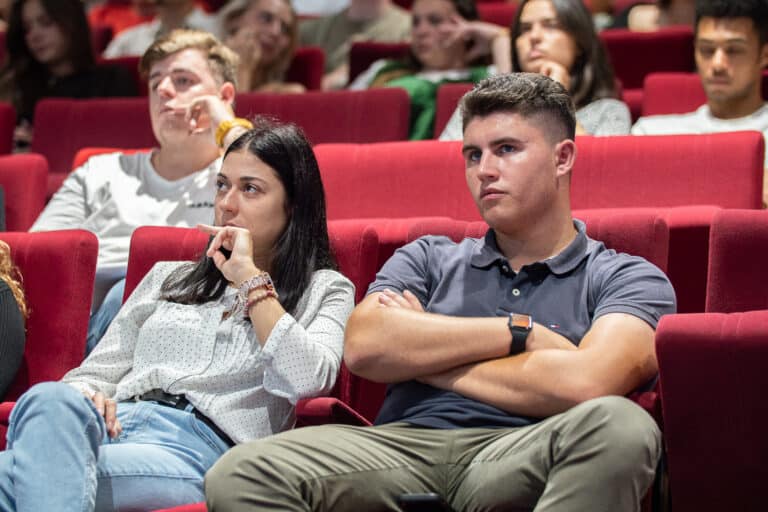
[132,389,235,447]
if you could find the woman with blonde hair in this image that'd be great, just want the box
[0,239,26,398]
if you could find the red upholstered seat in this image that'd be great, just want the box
[348,41,410,84]
[32,97,155,196]
[0,230,98,448]
[656,310,768,512]
[0,154,47,231]
[0,102,15,155]
[234,88,411,144]
[285,46,325,91]
[434,82,473,137]
[599,27,695,91]
[642,71,768,116]
[477,3,518,27]
[705,209,768,313]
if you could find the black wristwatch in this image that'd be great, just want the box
[508,313,533,355]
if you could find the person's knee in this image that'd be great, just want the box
[16,382,89,413]
[573,396,661,472]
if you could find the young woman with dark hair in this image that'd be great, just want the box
[0,0,137,148]
[441,0,631,138]
[0,118,355,511]
[350,0,511,139]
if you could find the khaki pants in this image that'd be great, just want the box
[206,396,660,511]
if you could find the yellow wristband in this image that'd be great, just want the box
[215,118,254,147]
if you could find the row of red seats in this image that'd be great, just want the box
[1,64,756,196]
[1,131,761,312]
[0,206,766,511]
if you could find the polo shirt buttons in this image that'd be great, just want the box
[512,288,521,297]
[501,263,510,274]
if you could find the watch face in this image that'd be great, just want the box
[511,314,532,330]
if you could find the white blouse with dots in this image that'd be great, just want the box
[62,261,355,444]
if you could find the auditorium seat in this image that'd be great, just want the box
[0,154,47,231]
[656,309,768,512]
[314,132,763,312]
[642,71,768,116]
[285,46,325,91]
[434,82,473,137]
[234,88,411,144]
[348,41,410,85]
[0,102,16,155]
[32,97,154,196]
[705,209,768,313]
[0,230,98,448]
[477,2,518,27]
[599,27,695,91]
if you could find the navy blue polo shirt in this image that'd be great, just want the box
[367,220,676,429]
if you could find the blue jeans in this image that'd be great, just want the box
[85,279,126,357]
[0,382,230,511]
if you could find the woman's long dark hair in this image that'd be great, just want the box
[510,0,618,108]
[160,118,337,316]
[5,0,95,119]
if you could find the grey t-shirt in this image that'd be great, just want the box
[368,220,676,429]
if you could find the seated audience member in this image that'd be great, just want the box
[441,0,631,139]
[88,0,157,38]
[30,29,242,355]
[219,0,304,93]
[0,0,137,149]
[103,0,218,58]
[205,73,676,512]
[299,0,411,90]
[350,0,511,140]
[0,240,26,398]
[632,0,768,204]
[611,0,696,31]
[0,117,354,511]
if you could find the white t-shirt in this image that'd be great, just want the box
[31,151,220,306]
[632,103,768,167]
[103,9,219,58]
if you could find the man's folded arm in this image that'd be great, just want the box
[343,291,576,383]
[420,312,658,418]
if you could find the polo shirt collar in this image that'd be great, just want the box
[470,220,589,275]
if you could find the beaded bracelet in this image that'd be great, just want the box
[244,285,278,317]
[230,272,277,318]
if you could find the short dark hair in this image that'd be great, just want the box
[695,0,768,46]
[510,0,618,108]
[5,0,95,120]
[460,73,576,141]
[161,117,336,315]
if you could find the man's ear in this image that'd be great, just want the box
[554,139,577,178]
[219,82,236,105]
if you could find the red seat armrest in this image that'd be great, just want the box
[296,397,372,427]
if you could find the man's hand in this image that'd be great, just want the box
[377,289,424,312]
[86,391,122,439]
[184,95,235,140]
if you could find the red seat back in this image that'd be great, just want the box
[477,3,518,27]
[434,82,473,137]
[0,102,15,155]
[0,154,47,231]
[31,97,155,196]
[0,230,98,400]
[656,310,768,512]
[642,71,768,116]
[235,89,411,144]
[285,46,325,91]
[348,41,410,85]
[599,27,695,90]
[706,209,768,313]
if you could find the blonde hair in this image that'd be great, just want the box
[139,29,240,87]
[0,241,27,319]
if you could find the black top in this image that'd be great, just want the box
[18,63,138,122]
[0,279,25,398]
